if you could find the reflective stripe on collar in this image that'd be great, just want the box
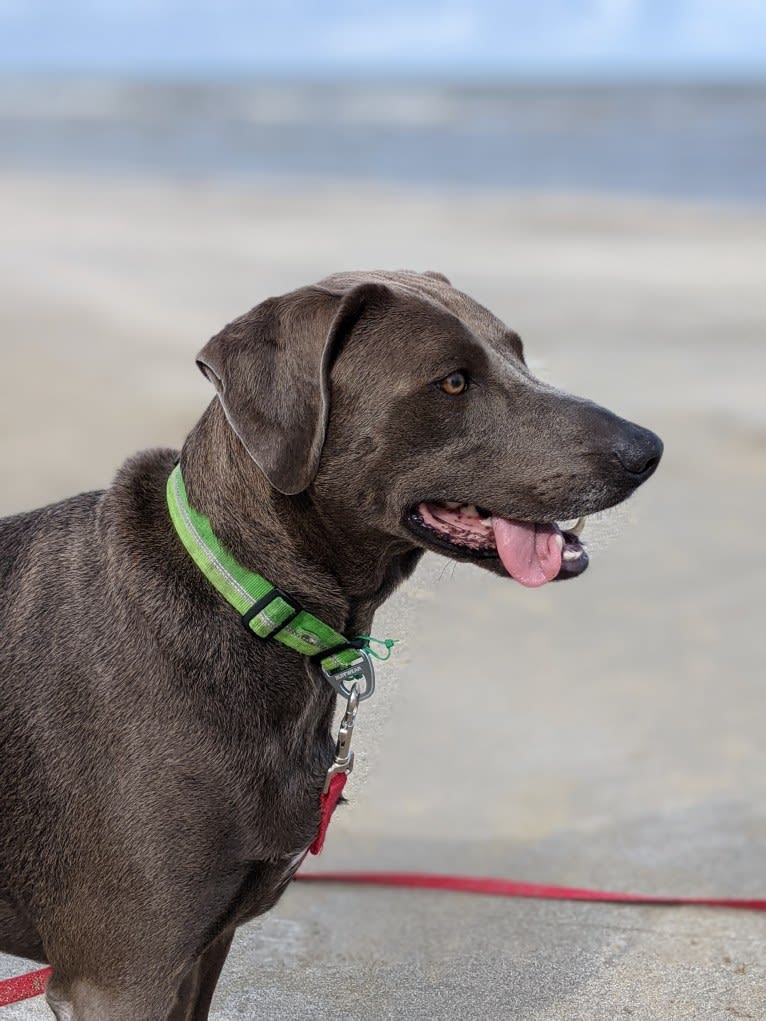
[166,463,367,677]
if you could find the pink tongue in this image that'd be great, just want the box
[491,517,563,588]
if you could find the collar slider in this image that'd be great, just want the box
[241,586,302,639]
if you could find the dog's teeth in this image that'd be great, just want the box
[444,501,461,509]
[480,517,492,527]
[559,517,587,536]
[554,533,564,551]
[462,504,480,517]
[570,517,586,537]
[563,548,582,561]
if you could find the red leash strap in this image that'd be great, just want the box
[294,871,766,911]
[0,967,51,1007]
[2,872,765,1008]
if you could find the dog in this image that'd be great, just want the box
[0,270,662,1020]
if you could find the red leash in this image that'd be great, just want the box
[3,872,765,1007]
[293,870,766,911]
[4,770,764,1005]
[0,967,51,1007]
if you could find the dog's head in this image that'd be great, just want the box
[197,271,662,587]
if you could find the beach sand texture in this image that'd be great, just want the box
[1,176,764,1019]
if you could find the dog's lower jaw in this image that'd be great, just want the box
[403,506,589,584]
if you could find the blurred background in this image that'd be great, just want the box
[1,1,766,200]
[1,3,765,1019]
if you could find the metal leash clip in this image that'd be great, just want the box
[323,682,360,793]
[321,647,375,701]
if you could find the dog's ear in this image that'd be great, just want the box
[423,270,451,285]
[197,282,387,495]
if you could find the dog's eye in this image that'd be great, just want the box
[438,371,469,396]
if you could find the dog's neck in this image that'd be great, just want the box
[180,402,421,636]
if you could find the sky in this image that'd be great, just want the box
[0,0,764,76]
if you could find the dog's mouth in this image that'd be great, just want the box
[406,501,588,586]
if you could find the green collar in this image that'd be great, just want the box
[166,463,389,696]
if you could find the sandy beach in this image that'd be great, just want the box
[1,175,765,1019]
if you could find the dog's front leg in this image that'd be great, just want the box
[42,924,237,1021]
[45,971,189,1021]
[167,928,236,1021]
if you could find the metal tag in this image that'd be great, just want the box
[321,648,376,701]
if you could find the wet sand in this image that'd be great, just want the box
[1,176,765,1019]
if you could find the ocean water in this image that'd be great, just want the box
[0,76,764,204]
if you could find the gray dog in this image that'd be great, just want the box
[0,271,662,1020]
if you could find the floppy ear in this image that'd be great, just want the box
[423,270,451,285]
[197,282,386,495]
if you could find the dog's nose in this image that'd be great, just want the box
[614,424,664,479]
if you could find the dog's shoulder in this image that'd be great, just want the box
[0,490,102,592]
[0,448,180,619]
